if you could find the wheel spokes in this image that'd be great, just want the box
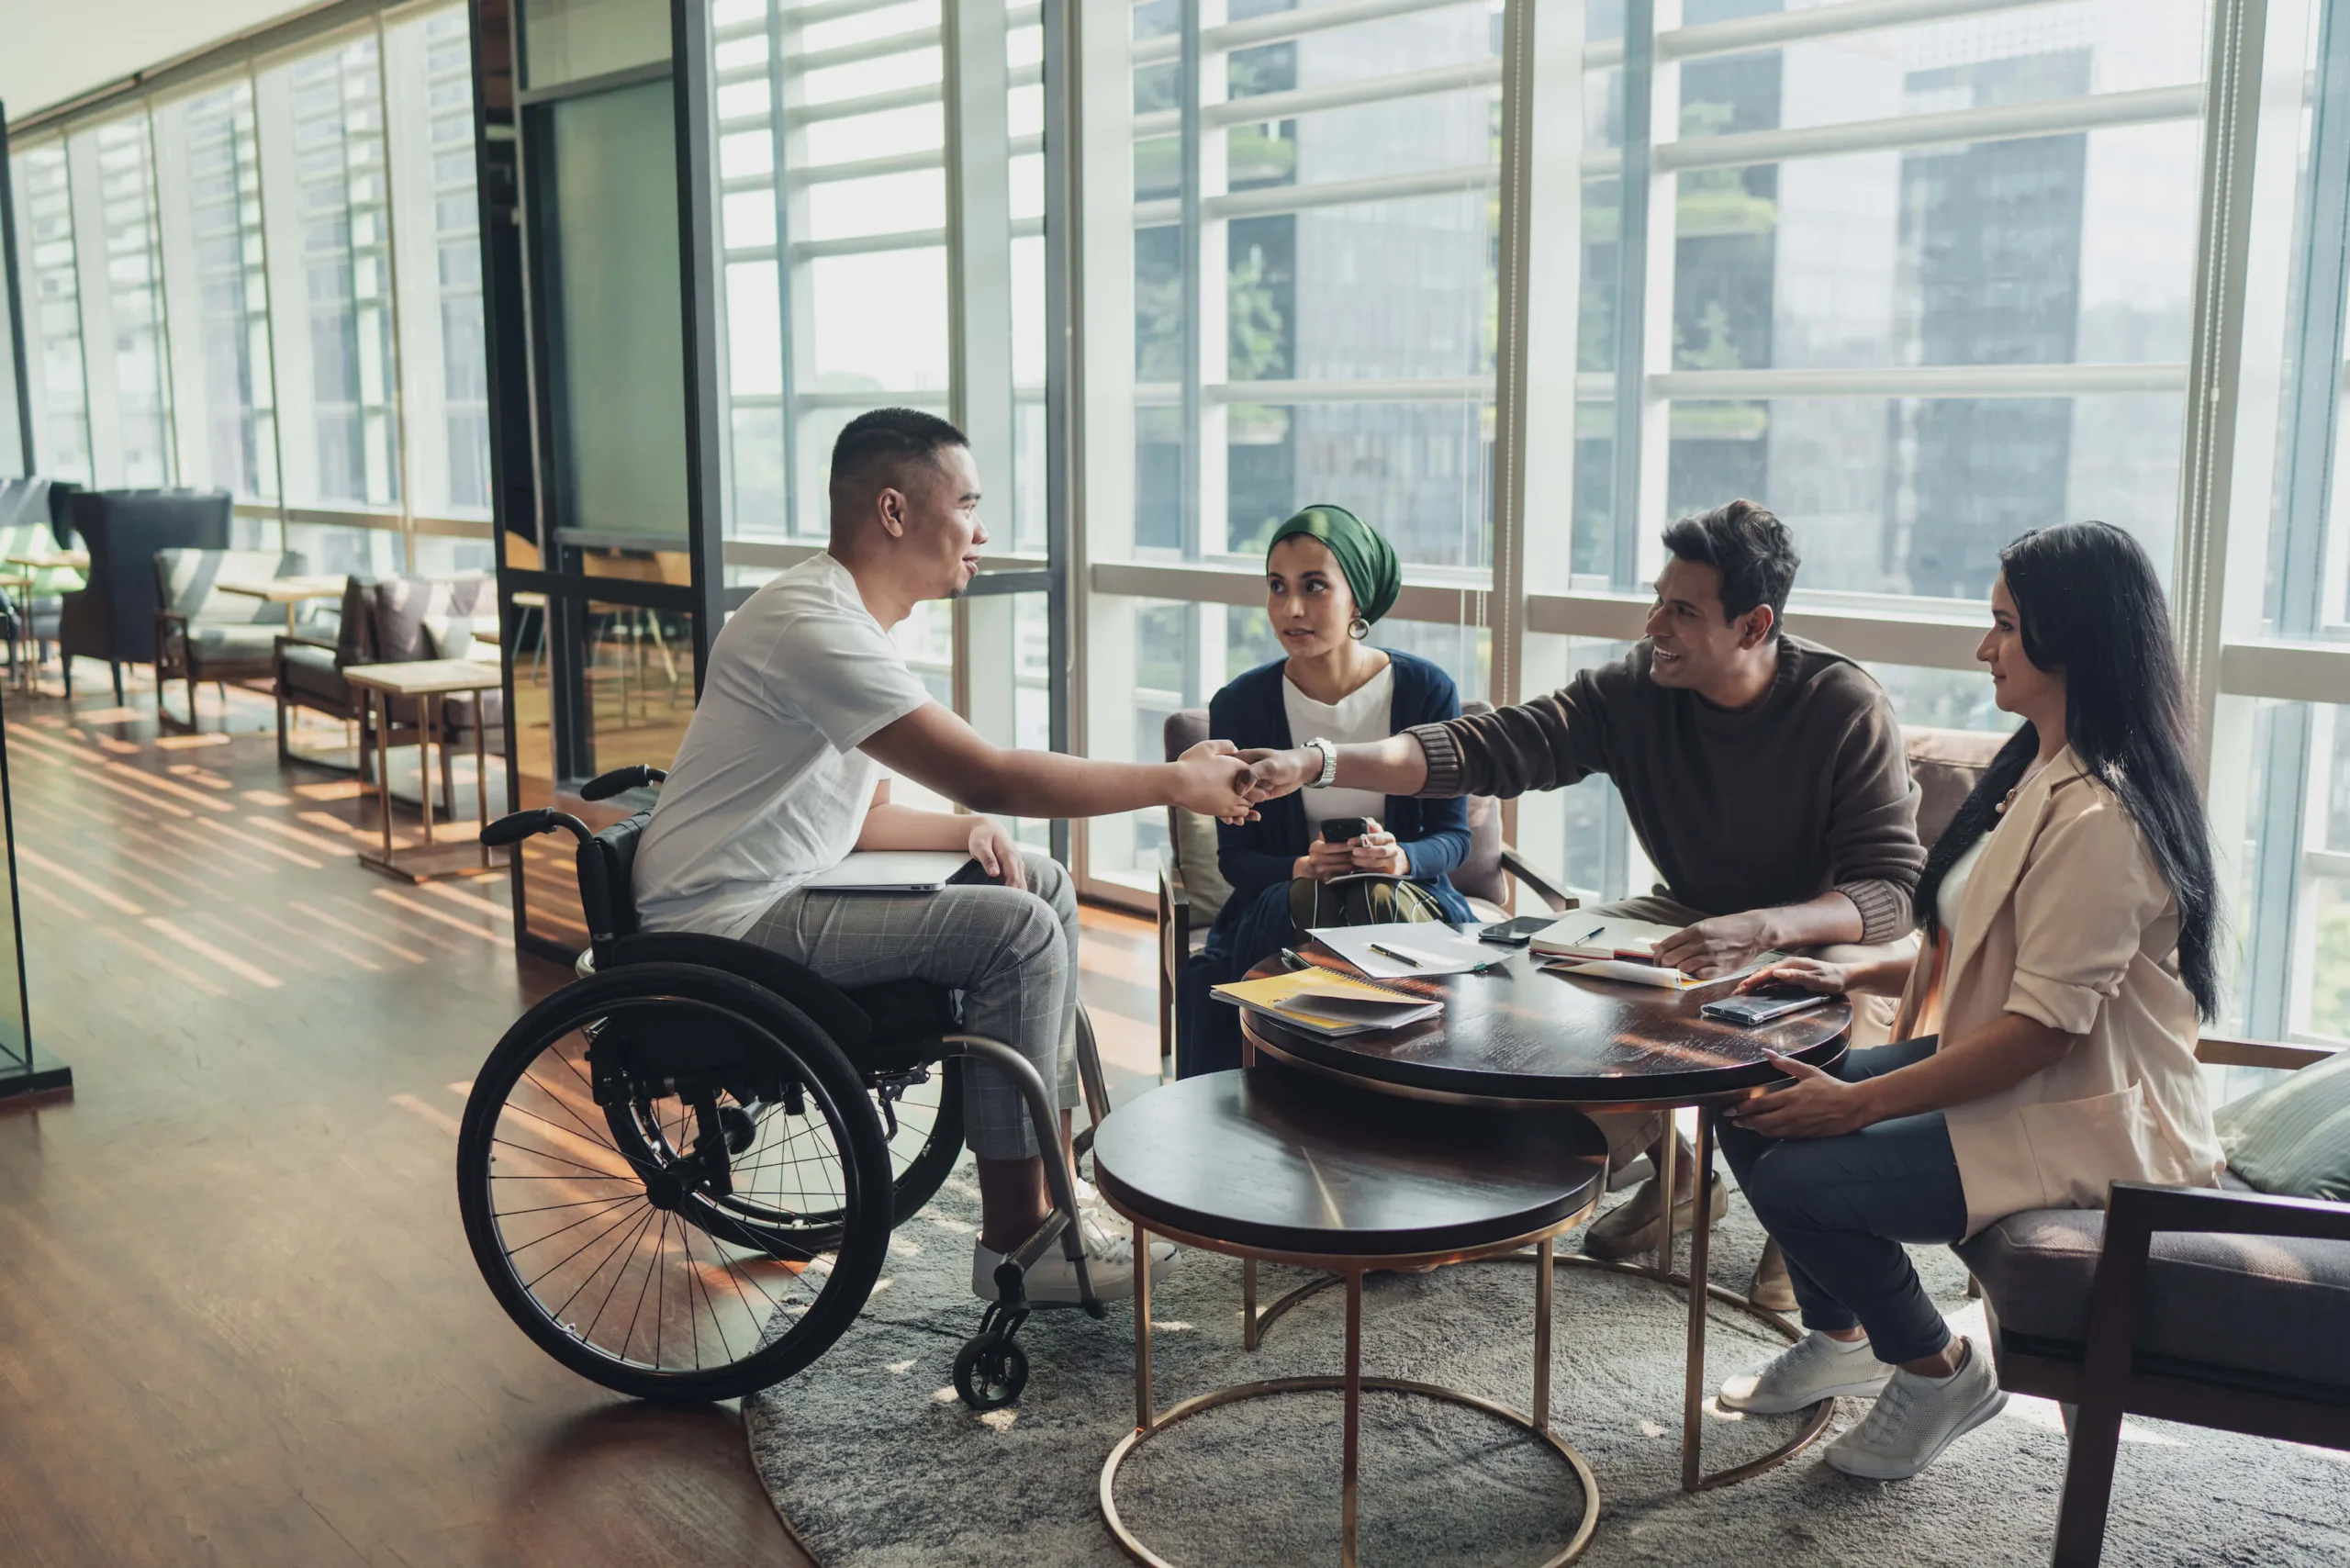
[485,1028,845,1376]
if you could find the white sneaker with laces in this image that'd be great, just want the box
[1718,1330,1896,1415]
[970,1212,1177,1305]
[1824,1338,2008,1481]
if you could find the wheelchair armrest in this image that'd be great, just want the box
[606,932,874,1051]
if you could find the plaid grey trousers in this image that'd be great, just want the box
[740,850,1081,1159]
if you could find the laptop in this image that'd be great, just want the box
[800,851,981,892]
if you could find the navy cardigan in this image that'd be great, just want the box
[1208,650,1473,910]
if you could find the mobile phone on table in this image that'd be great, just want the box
[1700,987,1833,1025]
[1319,816,1370,844]
[1477,914,1558,946]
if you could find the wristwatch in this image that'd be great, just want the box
[1304,736,1338,790]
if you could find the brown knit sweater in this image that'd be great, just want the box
[1408,637,1925,944]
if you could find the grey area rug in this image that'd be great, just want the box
[745,1160,2348,1567]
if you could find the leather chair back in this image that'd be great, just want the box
[1903,725,2009,851]
[60,488,232,665]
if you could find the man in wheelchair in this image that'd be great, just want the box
[631,408,1259,1306]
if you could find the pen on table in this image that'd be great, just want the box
[1368,942,1423,969]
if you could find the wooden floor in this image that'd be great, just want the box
[0,671,1168,1568]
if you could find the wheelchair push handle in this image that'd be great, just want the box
[580,765,667,802]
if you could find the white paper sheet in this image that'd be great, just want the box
[1306,923,1504,980]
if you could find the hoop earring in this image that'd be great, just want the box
[1348,616,1371,641]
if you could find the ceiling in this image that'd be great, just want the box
[0,0,315,127]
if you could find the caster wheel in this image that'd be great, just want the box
[954,1334,1029,1411]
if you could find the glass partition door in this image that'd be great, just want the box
[488,0,723,958]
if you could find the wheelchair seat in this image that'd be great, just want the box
[583,806,964,1067]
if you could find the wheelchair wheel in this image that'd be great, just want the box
[457,963,892,1403]
[954,1330,1029,1412]
[662,1055,965,1257]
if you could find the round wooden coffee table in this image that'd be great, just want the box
[1093,1067,1610,1568]
[1239,940,1852,1491]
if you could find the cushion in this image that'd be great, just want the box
[1958,1205,2350,1393]
[335,576,380,666]
[1171,806,1232,925]
[2215,1047,2350,1201]
[155,548,307,624]
[278,641,350,703]
[185,624,281,661]
[372,575,494,663]
[1901,725,2010,851]
[423,612,501,663]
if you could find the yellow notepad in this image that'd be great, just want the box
[1210,969,1442,1037]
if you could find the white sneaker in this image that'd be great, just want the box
[970,1213,1176,1306]
[1718,1330,1895,1415]
[1824,1338,2008,1481]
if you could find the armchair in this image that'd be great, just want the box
[274,574,501,807]
[57,487,232,704]
[152,548,311,730]
[1960,1036,2349,1567]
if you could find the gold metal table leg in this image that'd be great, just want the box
[1134,1226,1154,1434]
[1101,1245,1601,1568]
[1651,1114,1678,1276]
[1340,1269,1361,1568]
[1682,1109,1716,1492]
[1534,1237,1554,1433]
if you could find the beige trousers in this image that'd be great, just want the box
[1580,893,1904,1181]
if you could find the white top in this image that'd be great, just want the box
[1284,659,1394,838]
[1937,834,1986,935]
[632,554,934,937]
[1936,755,2048,934]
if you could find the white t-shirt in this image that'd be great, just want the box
[632,553,934,937]
[1282,659,1393,835]
[1937,756,2048,934]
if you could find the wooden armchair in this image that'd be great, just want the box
[1959,1036,2349,1566]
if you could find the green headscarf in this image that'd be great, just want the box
[1266,504,1401,625]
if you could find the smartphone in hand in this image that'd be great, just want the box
[1319,816,1370,844]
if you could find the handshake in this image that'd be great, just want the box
[1171,739,1318,824]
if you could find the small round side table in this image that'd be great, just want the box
[1092,1068,1610,1568]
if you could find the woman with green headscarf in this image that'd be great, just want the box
[1174,504,1476,1077]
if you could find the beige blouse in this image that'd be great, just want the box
[1891,746,2222,1238]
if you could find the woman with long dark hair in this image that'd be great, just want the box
[1709,521,2225,1481]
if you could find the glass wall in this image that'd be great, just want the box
[699,0,1055,835]
[6,1,494,575]
[1075,0,2350,1045]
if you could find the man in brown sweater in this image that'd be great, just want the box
[1245,499,1925,1265]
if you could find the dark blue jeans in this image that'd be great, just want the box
[1715,1036,1967,1364]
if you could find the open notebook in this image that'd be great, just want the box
[1530,913,1783,989]
[1210,969,1441,1038]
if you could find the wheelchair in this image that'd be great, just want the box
[458,765,1114,1410]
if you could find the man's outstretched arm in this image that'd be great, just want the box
[863,700,1258,822]
[1246,732,1430,801]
